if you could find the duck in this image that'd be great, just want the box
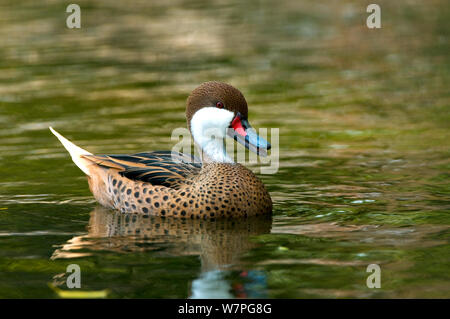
[50,81,272,219]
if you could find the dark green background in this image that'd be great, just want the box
[0,0,448,298]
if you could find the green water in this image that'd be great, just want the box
[0,0,449,298]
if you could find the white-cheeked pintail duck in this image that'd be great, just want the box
[50,81,272,219]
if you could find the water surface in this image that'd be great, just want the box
[0,0,449,298]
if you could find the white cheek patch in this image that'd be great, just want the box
[191,107,235,141]
[190,107,235,163]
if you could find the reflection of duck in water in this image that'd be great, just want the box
[50,81,272,218]
[52,206,271,298]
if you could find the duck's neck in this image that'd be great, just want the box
[189,107,235,164]
[197,139,233,163]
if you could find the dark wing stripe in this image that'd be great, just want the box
[82,151,201,188]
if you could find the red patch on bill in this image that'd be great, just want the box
[231,116,247,137]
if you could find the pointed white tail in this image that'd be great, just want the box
[49,127,93,176]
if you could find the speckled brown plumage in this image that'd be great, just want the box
[84,159,272,219]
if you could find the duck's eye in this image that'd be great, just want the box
[216,101,224,109]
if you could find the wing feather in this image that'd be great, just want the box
[82,151,201,188]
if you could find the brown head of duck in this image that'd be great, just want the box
[50,81,273,218]
[187,81,271,162]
